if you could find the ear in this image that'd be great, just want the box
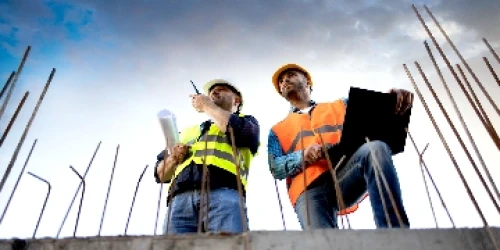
[233,96,241,106]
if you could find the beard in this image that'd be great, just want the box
[212,96,232,111]
[281,81,306,100]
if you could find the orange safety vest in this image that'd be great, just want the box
[271,99,367,215]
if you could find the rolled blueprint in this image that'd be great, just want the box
[157,109,180,152]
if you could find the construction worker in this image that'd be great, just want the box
[267,63,411,229]
[154,79,260,234]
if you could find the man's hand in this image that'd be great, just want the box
[389,88,414,115]
[190,94,213,113]
[169,144,190,164]
[303,144,322,165]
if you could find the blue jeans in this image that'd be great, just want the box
[162,187,248,234]
[294,140,410,229]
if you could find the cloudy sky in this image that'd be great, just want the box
[0,0,499,239]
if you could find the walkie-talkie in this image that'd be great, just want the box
[190,80,201,95]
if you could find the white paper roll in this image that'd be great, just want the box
[157,109,180,152]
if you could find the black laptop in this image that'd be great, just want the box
[327,87,412,165]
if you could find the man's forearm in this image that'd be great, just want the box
[156,157,177,183]
[203,102,231,133]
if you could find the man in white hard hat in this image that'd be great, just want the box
[154,79,260,235]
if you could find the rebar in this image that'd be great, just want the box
[228,126,250,250]
[415,60,500,212]
[268,157,286,231]
[164,150,179,235]
[299,127,311,230]
[57,141,101,238]
[0,68,55,194]
[27,172,51,239]
[407,128,455,227]
[198,136,210,233]
[424,41,500,205]
[483,57,500,87]
[0,46,30,122]
[316,133,350,229]
[0,71,15,101]
[420,5,500,116]
[98,144,120,236]
[455,64,498,142]
[124,164,149,235]
[483,37,500,64]
[365,137,405,227]
[69,166,86,238]
[0,91,29,147]
[0,139,37,225]
[404,63,499,249]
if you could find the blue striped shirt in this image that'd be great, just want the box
[267,98,348,180]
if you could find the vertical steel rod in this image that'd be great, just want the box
[404,64,499,249]
[415,60,500,211]
[0,72,15,101]
[420,5,500,116]
[268,156,286,231]
[198,136,210,233]
[27,172,51,239]
[69,166,86,238]
[98,144,120,236]
[298,127,311,230]
[0,139,37,225]
[483,57,500,87]
[0,91,29,147]
[424,41,500,204]
[483,38,500,64]
[124,164,149,235]
[0,68,55,194]
[0,46,30,122]
[57,141,101,238]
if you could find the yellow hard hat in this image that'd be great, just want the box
[203,79,244,107]
[271,63,313,94]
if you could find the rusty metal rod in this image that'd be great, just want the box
[415,61,500,212]
[154,179,163,236]
[421,5,500,116]
[0,139,37,225]
[406,129,455,228]
[69,166,86,238]
[227,126,250,250]
[228,126,249,233]
[0,68,55,194]
[164,149,180,235]
[57,141,101,238]
[424,41,500,204]
[268,156,286,231]
[27,172,51,239]
[404,63,495,237]
[365,137,405,227]
[124,164,149,235]
[0,71,15,101]
[0,46,30,122]
[412,5,500,148]
[483,57,500,87]
[298,127,311,230]
[98,144,120,236]
[455,64,499,146]
[418,143,438,228]
[198,136,210,233]
[0,91,29,147]
[483,38,500,64]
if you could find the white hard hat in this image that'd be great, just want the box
[203,79,244,108]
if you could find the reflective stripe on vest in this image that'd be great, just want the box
[172,114,252,190]
[271,100,365,215]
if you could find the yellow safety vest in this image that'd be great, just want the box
[172,113,255,190]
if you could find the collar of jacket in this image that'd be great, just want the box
[290,100,317,113]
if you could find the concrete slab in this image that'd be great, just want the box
[1,228,499,250]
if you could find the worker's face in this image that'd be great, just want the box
[209,85,240,111]
[278,69,310,99]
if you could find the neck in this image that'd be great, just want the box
[290,98,311,110]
